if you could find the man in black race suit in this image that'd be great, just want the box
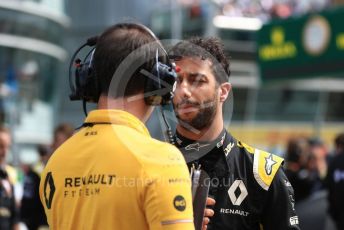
[170,37,300,230]
[325,133,344,230]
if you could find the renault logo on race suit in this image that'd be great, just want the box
[228,180,248,206]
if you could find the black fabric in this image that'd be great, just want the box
[325,152,344,229]
[21,169,47,230]
[0,169,18,230]
[285,168,315,202]
[175,130,300,230]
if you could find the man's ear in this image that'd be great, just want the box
[219,82,231,102]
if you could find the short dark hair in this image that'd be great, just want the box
[285,138,309,163]
[94,23,164,98]
[54,123,74,139]
[37,144,50,157]
[169,37,230,83]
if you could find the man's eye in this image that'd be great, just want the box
[192,78,206,84]
[189,81,201,88]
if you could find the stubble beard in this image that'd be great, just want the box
[175,93,218,131]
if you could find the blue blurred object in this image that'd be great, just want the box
[5,66,18,95]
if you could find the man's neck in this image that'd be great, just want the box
[97,94,153,122]
[176,115,224,142]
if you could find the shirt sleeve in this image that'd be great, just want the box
[261,168,301,230]
[142,145,195,230]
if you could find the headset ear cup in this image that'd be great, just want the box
[91,67,100,102]
[72,61,99,103]
[75,66,81,90]
[144,63,160,105]
[85,49,99,103]
[71,48,100,103]
[86,66,99,103]
[144,62,176,106]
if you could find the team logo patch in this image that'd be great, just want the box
[185,143,210,151]
[224,142,234,157]
[173,195,186,211]
[44,172,56,209]
[216,133,226,148]
[290,216,299,225]
[264,154,277,175]
[284,179,292,187]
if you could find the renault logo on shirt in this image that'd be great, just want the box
[44,172,56,209]
[228,180,248,206]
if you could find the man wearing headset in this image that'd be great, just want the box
[170,37,300,229]
[39,23,194,230]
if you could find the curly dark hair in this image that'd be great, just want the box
[169,37,230,83]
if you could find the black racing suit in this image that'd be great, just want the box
[175,129,300,230]
[325,151,344,230]
[0,169,19,230]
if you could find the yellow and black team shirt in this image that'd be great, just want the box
[39,110,194,230]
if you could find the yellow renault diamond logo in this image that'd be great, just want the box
[44,172,56,209]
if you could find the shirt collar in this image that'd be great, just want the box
[84,109,150,136]
[175,128,227,149]
[175,129,229,163]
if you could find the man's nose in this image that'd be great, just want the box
[178,81,192,98]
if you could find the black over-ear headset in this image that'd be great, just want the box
[69,23,177,111]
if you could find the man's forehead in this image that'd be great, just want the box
[175,57,213,71]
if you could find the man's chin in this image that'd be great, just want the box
[176,112,197,123]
